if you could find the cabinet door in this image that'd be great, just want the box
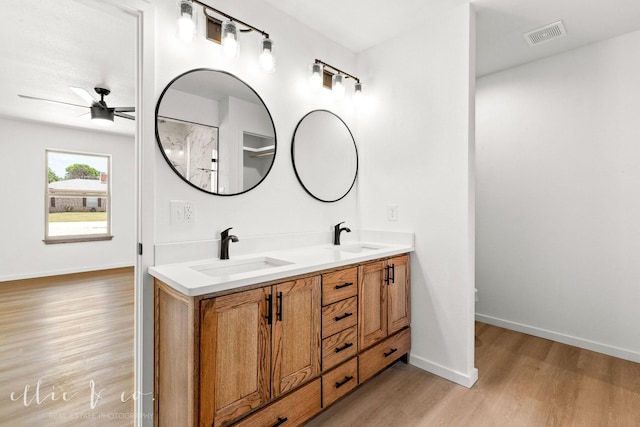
[387,255,411,335]
[358,260,387,350]
[199,288,271,427]
[272,276,321,398]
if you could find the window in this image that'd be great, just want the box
[45,150,112,243]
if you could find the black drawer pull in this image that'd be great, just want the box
[265,294,273,325]
[276,292,283,321]
[335,376,354,388]
[384,348,398,358]
[335,342,353,353]
[335,282,353,289]
[271,416,288,427]
[334,312,353,322]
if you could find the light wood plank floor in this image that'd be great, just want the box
[0,267,135,426]
[307,322,640,426]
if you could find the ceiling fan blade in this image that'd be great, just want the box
[69,86,97,105]
[114,107,135,113]
[114,111,135,121]
[18,94,89,109]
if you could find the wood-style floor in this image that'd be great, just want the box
[307,322,640,426]
[0,267,135,426]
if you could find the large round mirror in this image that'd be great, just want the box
[155,69,276,195]
[291,110,358,202]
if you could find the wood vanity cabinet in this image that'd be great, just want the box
[155,276,320,427]
[357,255,411,384]
[154,254,410,427]
[358,255,410,351]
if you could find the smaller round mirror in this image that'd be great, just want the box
[291,110,358,202]
[155,69,276,195]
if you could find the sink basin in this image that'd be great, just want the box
[329,244,387,254]
[191,257,293,277]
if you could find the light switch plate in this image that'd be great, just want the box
[387,204,398,222]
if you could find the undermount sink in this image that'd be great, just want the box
[329,243,387,253]
[191,257,293,277]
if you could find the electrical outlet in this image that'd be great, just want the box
[183,202,194,224]
[171,201,194,225]
[387,204,398,222]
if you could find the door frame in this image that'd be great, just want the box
[100,0,155,425]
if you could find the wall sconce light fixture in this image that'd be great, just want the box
[177,0,196,42]
[310,59,362,100]
[177,0,275,72]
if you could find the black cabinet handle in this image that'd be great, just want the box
[384,348,398,358]
[390,263,396,284]
[334,312,353,322]
[335,282,353,289]
[271,416,288,427]
[335,376,354,388]
[384,265,390,285]
[276,292,283,321]
[335,342,354,353]
[265,294,273,325]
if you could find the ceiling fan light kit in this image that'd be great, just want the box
[90,105,115,126]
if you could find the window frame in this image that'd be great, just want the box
[44,149,113,244]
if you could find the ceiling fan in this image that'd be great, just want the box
[18,86,135,126]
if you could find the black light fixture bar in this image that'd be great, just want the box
[315,59,360,83]
[192,0,269,38]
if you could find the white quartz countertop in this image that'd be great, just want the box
[148,241,414,297]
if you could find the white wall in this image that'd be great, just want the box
[476,30,640,362]
[357,4,477,386]
[153,0,360,246]
[0,117,136,280]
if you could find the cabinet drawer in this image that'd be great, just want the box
[322,296,357,339]
[232,378,321,427]
[322,357,358,408]
[322,326,357,372]
[322,267,357,305]
[359,328,411,383]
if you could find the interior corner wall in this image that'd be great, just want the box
[153,0,361,245]
[476,30,640,362]
[0,117,136,281]
[356,4,477,386]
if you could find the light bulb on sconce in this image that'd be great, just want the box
[221,20,239,58]
[309,63,324,91]
[259,37,275,72]
[177,0,196,42]
[353,82,363,104]
[332,74,345,99]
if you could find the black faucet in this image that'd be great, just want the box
[333,222,351,245]
[220,227,239,260]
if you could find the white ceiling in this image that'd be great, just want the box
[473,0,640,76]
[265,0,640,76]
[1,0,640,135]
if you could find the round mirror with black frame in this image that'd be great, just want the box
[155,68,277,196]
[291,110,358,202]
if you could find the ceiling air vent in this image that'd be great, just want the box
[523,20,567,47]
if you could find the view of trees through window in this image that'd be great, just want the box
[45,150,111,242]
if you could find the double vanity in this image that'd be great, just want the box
[150,234,413,427]
[151,66,410,426]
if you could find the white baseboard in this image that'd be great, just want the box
[409,353,478,388]
[476,313,640,364]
